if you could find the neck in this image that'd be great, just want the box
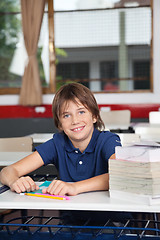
[70,129,94,153]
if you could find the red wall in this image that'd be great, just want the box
[0,104,160,119]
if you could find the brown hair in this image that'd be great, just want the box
[52,83,105,131]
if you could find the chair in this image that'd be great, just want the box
[100,110,131,132]
[149,111,160,124]
[0,137,33,152]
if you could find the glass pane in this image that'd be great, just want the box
[0,1,48,88]
[0,0,21,88]
[100,61,118,91]
[55,4,151,92]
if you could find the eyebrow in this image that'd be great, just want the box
[61,107,86,115]
[77,107,86,111]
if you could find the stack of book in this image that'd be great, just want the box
[109,142,160,205]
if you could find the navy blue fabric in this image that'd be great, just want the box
[36,129,121,181]
[35,129,132,224]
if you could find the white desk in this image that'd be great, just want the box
[133,123,160,142]
[0,187,160,213]
[105,124,131,131]
[29,133,53,143]
[0,152,32,166]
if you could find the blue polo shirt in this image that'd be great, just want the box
[36,130,132,224]
[36,128,121,181]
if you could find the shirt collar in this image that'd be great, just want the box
[64,128,100,153]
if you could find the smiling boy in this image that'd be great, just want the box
[0,83,131,224]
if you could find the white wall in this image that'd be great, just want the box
[0,0,159,106]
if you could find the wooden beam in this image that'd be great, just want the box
[48,0,56,93]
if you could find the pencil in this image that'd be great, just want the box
[34,192,70,200]
[23,192,67,200]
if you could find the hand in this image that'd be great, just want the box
[42,179,77,196]
[10,176,39,193]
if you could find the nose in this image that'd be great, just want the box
[71,114,79,124]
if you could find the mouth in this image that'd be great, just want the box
[71,126,85,132]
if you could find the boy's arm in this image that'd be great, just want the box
[42,154,115,196]
[75,153,116,193]
[0,151,44,193]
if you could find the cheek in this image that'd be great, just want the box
[58,119,64,130]
[60,119,70,129]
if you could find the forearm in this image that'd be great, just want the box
[0,166,19,188]
[74,173,109,195]
[42,173,109,196]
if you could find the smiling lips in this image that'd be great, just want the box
[71,126,85,132]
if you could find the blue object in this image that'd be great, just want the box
[0,185,9,194]
[36,129,121,182]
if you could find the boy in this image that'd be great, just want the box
[0,83,130,224]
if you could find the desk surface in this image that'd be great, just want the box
[133,123,160,142]
[1,186,160,213]
[105,124,131,131]
[0,152,32,166]
[29,133,53,143]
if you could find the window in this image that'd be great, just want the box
[0,0,49,93]
[0,1,21,89]
[56,62,89,88]
[0,0,152,94]
[133,60,150,90]
[54,5,152,92]
[100,61,118,91]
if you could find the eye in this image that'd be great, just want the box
[63,114,70,118]
[79,110,85,115]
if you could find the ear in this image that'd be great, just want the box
[93,116,97,124]
[58,122,63,131]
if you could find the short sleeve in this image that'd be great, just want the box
[35,138,57,165]
[101,132,121,160]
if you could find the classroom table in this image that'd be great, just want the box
[105,124,134,134]
[0,185,160,213]
[29,133,53,143]
[0,152,39,181]
[133,123,160,142]
[0,152,32,166]
[1,188,160,240]
[105,124,131,131]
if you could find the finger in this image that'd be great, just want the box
[42,188,47,194]
[45,180,59,194]
[35,185,40,190]
[58,183,75,196]
[42,180,66,195]
[50,181,66,195]
[24,176,39,192]
[16,178,28,192]
[11,182,22,194]
[18,177,36,192]
[55,187,66,196]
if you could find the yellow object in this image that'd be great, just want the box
[24,192,66,200]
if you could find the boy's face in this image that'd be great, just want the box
[59,99,97,150]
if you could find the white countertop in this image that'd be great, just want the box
[0,152,32,166]
[133,123,160,142]
[29,133,54,143]
[1,187,160,213]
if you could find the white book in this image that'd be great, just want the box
[115,145,160,162]
[109,190,160,206]
[109,144,160,204]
